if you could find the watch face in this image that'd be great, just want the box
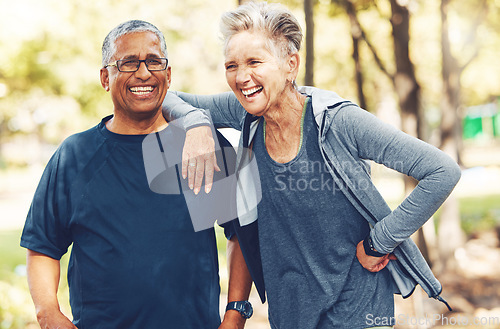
[242,302,253,318]
[227,301,253,319]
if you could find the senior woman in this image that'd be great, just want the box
[164,2,460,329]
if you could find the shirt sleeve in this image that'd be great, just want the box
[337,105,461,254]
[20,148,73,260]
[220,221,236,240]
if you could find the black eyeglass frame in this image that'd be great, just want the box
[104,58,168,72]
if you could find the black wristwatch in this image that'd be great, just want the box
[363,235,387,257]
[226,301,253,319]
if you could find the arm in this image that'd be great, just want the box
[219,236,253,329]
[163,91,246,130]
[355,241,397,272]
[162,91,246,194]
[340,106,461,254]
[26,250,77,329]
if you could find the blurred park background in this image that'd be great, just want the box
[1,0,500,328]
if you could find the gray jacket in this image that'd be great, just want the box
[163,86,461,308]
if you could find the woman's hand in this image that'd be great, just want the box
[356,240,397,272]
[182,126,220,194]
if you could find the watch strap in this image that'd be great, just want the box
[363,235,387,257]
[226,301,253,319]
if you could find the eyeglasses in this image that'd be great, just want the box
[105,58,168,72]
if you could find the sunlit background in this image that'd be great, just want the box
[1,0,499,328]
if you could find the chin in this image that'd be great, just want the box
[244,107,266,117]
[237,99,265,117]
[131,107,162,119]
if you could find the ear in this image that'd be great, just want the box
[100,68,110,92]
[286,52,300,82]
[165,66,172,90]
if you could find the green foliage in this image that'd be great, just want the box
[0,232,24,275]
[459,195,500,235]
[1,0,499,167]
[0,230,71,329]
[4,37,62,95]
[0,231,35,329]
[1,1,498,325]
[432,195,500,236]
[0,278,36,329]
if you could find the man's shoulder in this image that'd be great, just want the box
[52,121,107,168]
[58,121,105,151]
[63,122,102,144]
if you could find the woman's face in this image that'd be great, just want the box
[224,31,292,117]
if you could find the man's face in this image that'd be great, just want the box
[100,31,170,120]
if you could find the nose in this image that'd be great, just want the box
[235,67,251,85]
[134,61,152,80]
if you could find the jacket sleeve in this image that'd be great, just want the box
[336,106,461,254]
[162,91,246,131]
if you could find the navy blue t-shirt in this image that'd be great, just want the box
[21,116,222,329]
[253,98,394,329]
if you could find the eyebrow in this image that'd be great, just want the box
[246,57,261,62]
[121,53,163,60]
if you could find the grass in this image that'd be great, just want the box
[430,194,500,237]
[458,195,500,235]
[387,194,500,237]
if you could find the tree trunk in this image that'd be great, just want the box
[389,0,422,140]
[389,0,433,265]
[304,0,315,86]
[343,0,367,109]
[438,0,466,270]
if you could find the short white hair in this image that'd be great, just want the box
[102,20,168,67]
[220,2,302,59]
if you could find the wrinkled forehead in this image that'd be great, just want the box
[224,29,286,61]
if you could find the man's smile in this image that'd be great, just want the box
[129,86,155,96]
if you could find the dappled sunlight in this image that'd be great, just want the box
[1,0,500,328]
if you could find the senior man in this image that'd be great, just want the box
[20,20,251,329]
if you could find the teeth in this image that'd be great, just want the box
[130,86,154,94]
[242,86,262,96]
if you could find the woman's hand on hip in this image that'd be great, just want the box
[356,240,397,272]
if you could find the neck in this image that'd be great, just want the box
[261,88,307,163]
[106,110,168,135]
[263,88,306,132]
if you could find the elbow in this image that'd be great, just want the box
[447,159,462,187]
[438,157,461,191]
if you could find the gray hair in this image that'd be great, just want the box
[102,20,168,67]
[220,2,302,60]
